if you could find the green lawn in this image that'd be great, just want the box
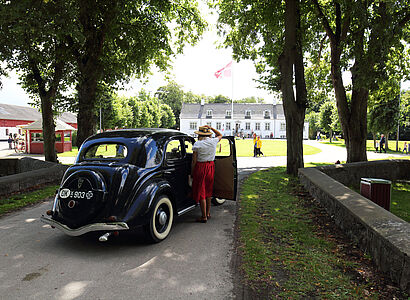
[389,182,409,222]
[238,166,388,298]
[58,139,322,158]
[231,139,321,157]
[320,139,410,154]
[0,185,58,216]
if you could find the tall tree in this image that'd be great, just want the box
[312,0,410,162]
[0,0,75,162]
[368,79,401,150]
[319,100,339,142]
[68,0,205,146]
[156,81,185,126]
[215,0,309,175]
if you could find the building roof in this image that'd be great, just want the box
[0,103,77,123]
[19,118,76,131]
[180,103,284,119]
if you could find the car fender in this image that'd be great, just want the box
[122,180,174,225]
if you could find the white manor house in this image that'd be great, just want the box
[179,102,309,139]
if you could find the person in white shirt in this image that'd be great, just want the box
[191,125,223,223]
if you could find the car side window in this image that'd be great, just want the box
[184,139,193,155]
[215,138,231,157]
[84,143,128,160]
[166,139,182,161]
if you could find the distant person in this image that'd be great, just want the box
[253,133,257,157]
[8,134,13,149]
[379,134,386,153]
[375,141,379,152]
[13,133,17,149]
[403,142,408,154]
[256,136,263,157]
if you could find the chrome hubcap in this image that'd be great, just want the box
[158,210,168,225]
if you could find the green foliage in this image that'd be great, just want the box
[368,79,400,135]
[306,111,320,139]
[235,96,265,103]
[111,91,175,129]
[305,56,333,113]
[319,100,340,134]
[400,90,410,127]
[156,81,185,124]
[210,94,231,103]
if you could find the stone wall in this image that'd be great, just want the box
[0,158,68,197]
[315,159,410,188]
[298,160,410,293]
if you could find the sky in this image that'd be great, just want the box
[0,4,408,108]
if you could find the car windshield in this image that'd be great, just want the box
[83,143,128,161]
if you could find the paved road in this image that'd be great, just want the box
[0,140,406,299]
[0,197,236,299]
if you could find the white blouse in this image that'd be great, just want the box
[192,137,220,162]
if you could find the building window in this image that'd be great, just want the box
[216,122,221,130]
[31,132,43,142]
[255,123,260,130]
[225,110,232,118]
[245,110,251,119]
[226,122,231,130]
[206,109,213,118]
[280,123,286,131]
[265,123,270,130]
[189,122,197,130]
[245,122,250,130]
[264,110,270,119]
[207,122,212,127]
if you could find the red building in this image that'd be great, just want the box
[19,118,76,154]
[0,103,77,141]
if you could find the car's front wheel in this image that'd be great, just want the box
[145,195,174,243]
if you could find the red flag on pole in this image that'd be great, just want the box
[214,61,232,79]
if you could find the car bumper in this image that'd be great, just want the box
[40,216,129,236]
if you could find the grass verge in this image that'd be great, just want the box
[238,167,407,299]
[0,185,58,216]
[391,181,410,222]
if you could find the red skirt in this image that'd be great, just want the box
[192,161,215,203]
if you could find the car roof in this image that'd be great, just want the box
[85,128,187,142]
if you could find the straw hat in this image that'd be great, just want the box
[194,126,212,136]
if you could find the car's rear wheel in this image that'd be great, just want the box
[211,197,225,206]
[145,195,174,243]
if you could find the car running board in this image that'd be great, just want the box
[177,204,197,216]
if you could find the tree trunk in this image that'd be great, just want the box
[41,95,57,162]
[279,0,307,176]
[74,0,115,147]
[76,75,98,147]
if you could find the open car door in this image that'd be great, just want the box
[213,136,237,201]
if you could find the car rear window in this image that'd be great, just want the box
[83,143,128,160]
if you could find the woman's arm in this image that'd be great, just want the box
[205,125,223,141]
[191,151,198,176]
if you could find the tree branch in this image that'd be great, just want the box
[311,0,335,43]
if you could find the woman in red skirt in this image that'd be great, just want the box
[191,125,223,223]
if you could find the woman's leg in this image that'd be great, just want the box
[206,197,211,218]
[199,199,207,219]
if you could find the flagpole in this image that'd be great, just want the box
[231,60,234,136]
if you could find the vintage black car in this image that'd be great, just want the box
[41,129,237,242]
